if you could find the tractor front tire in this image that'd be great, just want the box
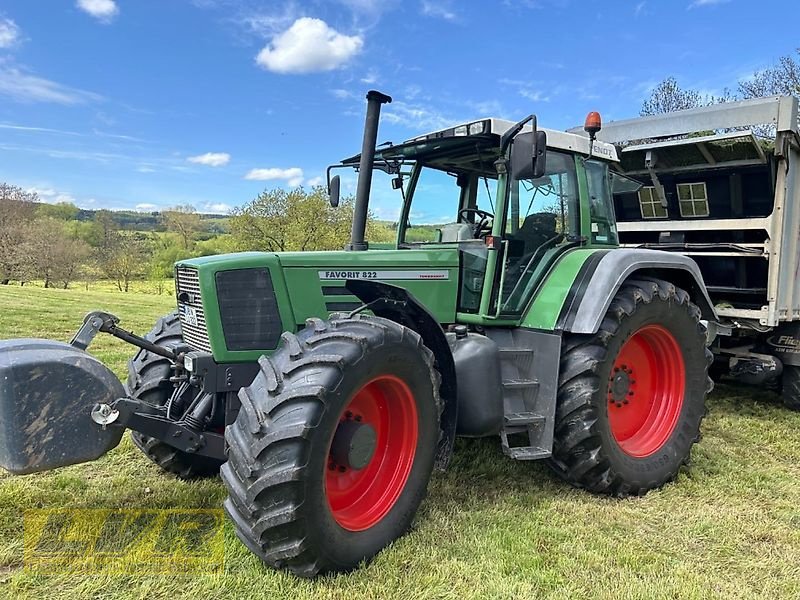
[221,314,441,577]
[126,311,224,479]
[548,278,712,496]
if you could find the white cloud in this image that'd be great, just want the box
[26,186,57,198]
[306,176,323,187]
[76,0,119,23]
[0,18,20,48]
[0,123,82,136]
[498,78,551,103]
[688,0,729,7]
[361,70,379,84]
[332,88,356,100]
[421,0,457,21]
[469,99,505,115]
[206,202,231,213]
[255,18,363,74]
[135,203,158,212]
[54,193,77,204]
[137,165,156,173]
[26,187,77,205]
[519,89,549,102]
[187,152,231,167]
[0,67,103,104]
[382,101,455,131]
[244,167,304,186]
[239,5,301,37]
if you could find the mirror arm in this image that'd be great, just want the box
[500,114,537,155]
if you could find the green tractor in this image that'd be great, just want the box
[0,91,715,576]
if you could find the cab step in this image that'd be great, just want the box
[487,328,562,462]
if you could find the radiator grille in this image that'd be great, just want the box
[175,266,212,353]
[215,268,282,351]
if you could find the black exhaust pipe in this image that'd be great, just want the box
[347,90,392,251]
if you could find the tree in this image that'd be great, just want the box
[229,187,357,252]
[0,184,38,284]
[641,77,704,116]
[98,233,150,292]
[740,49,800,99]
[22,218,92,288]
[84,209,119,249]
[38,201,79,221]
[162,204,202,250]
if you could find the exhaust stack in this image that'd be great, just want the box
[347,90,392,251]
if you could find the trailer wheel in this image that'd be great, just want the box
[548,278,713,496]
[781,366,800,411]
[126,312,223,479]
[221,314,441,576]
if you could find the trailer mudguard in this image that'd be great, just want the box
[764,323,800,367]
[557,248,717,334]
[0,339,125,474]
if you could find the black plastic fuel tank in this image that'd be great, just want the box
[446,326,503,437]
[0,339,125,474]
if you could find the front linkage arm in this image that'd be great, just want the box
[70,311,228,461]
[71,310,176,359]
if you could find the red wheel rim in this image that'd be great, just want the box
[607,324,685,458]
[325,375,418,531]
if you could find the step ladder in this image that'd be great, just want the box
[487,329,561,460]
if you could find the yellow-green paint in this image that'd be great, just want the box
[520,248,598,330]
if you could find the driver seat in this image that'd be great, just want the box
[516,212,557,254]
[437,223,474,242]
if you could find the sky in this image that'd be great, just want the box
[0,0,798,217]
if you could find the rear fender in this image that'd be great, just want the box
[0,339,124,474]
[557,248,717,334]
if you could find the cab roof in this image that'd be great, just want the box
[341,117,619,171]
[406,118,618,162]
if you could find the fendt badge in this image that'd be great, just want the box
[318,270,449,281]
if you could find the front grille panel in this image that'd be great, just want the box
[175,266,212,353]
[215,268,282,351]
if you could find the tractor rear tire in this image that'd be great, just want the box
[781,366,800,411]
[221,314,441,577]
[126,311,224,479]
[548,278,713,496]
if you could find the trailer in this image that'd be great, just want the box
[568,96,800,407]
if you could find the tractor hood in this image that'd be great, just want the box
[176,248,459,363]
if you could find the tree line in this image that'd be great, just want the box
[641,48,800,117]
[0,184,391,292]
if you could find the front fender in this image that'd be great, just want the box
[557,248,717,334]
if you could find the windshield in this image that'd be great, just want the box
[400,165,497,244]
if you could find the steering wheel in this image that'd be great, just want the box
[458,208,494,238]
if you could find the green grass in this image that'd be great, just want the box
[1,284,799,599]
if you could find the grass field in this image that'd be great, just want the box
[0,284,799,599]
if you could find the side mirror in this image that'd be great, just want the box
[328,175,341,208]
[510,131,548,181]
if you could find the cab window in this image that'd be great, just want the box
[401,166,495,244]
[585,160,618,245]
[500,151,580,313]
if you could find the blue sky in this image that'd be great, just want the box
[0,0,797,216]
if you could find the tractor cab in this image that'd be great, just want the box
[329,111,621,320]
